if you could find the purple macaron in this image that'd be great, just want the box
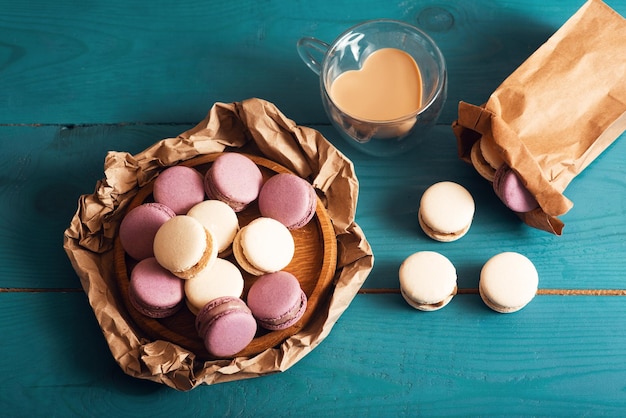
[493,165,540,213]
[195,296,257,358]
[204,153,263,212]
[258,173,317,230]
[129,257,185,318]
[119,202,176,260]
[153,166,206,215]
[246,271,307,331]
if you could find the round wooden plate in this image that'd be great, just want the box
[113,152,338,360]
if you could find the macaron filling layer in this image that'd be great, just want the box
[400,286,457,311]
[418,211,471,242]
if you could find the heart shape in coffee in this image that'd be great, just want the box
[329,48,423,121]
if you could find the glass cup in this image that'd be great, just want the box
[297,19,447,157]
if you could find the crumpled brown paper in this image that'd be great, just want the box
[63,98,374,390]
[452,0,626,234]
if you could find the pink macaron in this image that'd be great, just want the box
[195,296,257,358]
[258,173,317,230]
[153,166,206,215]
[204,153,263,212]
[246,271,307,331]
[119,203,176,260]
[128,257,185,318]
[493,165,540,213]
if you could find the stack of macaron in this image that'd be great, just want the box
[118,153,317,357]
[469,138,539,213]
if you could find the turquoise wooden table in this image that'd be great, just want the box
[2,0,626,415]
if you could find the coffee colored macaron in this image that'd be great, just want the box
[399,251,457,311]
[153,166,206,215]
[195,296,257,358]
[492,165,540,213]
[479,252,539,313]
[233,217,295,276]
[247,271,308,330]
[187,200,239,255]
[119,202,176,260]
[258,173,317,230]
[184,258,244,315]
[153,215,218,279]
[129,257,185,318]
[418,181,475,242]
[204,153,264,212]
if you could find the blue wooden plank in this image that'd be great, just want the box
[0,124,190,288]
[2,292,625,415]
[1,121,625,291]
[2,1,624,125]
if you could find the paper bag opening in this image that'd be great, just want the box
[452,0,626,235]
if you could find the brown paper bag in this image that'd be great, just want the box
[452,0,626,234]
[63,98,374,390]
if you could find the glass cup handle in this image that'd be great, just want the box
[296,37,329,76]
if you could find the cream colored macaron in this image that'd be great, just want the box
[187,200,240,255]
[184,258,244,315]
[479,137,505,171]
[399,251,458,311]
[153,215,218,279]
[470,139,496,182]
[479,252,539,313]
[418,181,475,242]
[233,217,295,276]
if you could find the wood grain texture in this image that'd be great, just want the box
[2,0,626,414]
[3,0,624,125]
[2,292,626,416]
[113,153,337,359]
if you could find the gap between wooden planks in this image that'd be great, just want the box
[359,288,626,296]
[2,288,626,296]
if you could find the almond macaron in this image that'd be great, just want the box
[418,181,475,242]
[153,215,218,279]
[479,252,539,313]
[233,217,295,276]
[399,251,458,311]
[187,200,240,256]
[184,258,244,315]
[470,139,497,182]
